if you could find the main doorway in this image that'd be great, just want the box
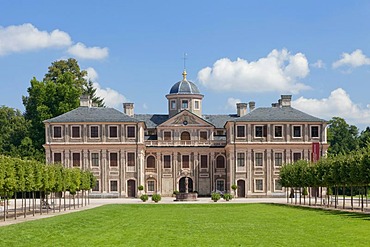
[179,177,193,193]
[237,180,245,198]
[127,179,136,197]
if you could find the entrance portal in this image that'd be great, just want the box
[237,180,245,198]
[179,177,193,193]
[127,180,136,197]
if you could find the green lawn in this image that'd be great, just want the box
[1,203,370,246]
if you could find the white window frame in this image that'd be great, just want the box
[171,100,177,110]
[292,125,302,138]
[71,125,81,139]
[109,180,118,192]
[53,125,63,139]
[216,179,225,192]
[147,180,155,193]
[109,152,118,167]
[126,125,136,139]
[194,100,200,110]
[90,125,100,139]
[274,152,283,167]
[146,155,156,169]
[274,179,283,192]
[237,152,245,167]
[274,125,283,138]
[310,125,320,139]
[91,152,100,167]
[254,152,263,167]
[108,125,119,139]
[254,179,264,192]
[254,125,264,138]
[236,125,246,138]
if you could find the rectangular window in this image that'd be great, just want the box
[311,126,319,138]
[236,126,246,138]
[127,126,136,138]
[200,155,208,169]
[181,100,189,109]
[91,153,99,167]
[53,126,62,138]
[109,126,118,138]
[54,153,62,163]
[255,179,263,191]
[293,152,302,162]
[255,126,263,137]
[72,153,80,167]
[237,153,245,167]
[163,131,171,141]
[110,152,118,166]
[275,153,283,167]
[255,153,263,166]
[71,126,80,138]
[216,180,225,192]
[92,180,99,192]
[200,131,208,141]
[90,126,99,138]
[127,152,135,166]
[171,100,176,109]
[110,180,118,192]
[164,155,171,169]
[275,180,283,191]
[274,126,283,138]
[194,100,200,110]
[182,155,190,169]
[147,181,155,192]
[293,126,301,138]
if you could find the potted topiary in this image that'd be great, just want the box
[140,194,149,202]
[172,190,179,197]
[231,184,237,197]
[223,193,233,201]
[152,194,161,203]
[138,185,144,196]
[211,192,221,202]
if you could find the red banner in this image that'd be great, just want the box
[311,142,320,162]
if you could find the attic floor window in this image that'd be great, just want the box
[181,100,189,109]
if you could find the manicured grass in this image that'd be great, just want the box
[1,203,370,246]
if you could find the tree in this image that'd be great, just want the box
[359,127,370,149]
[84,80,105,107]
[327,117,359,155]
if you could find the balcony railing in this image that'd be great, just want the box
[144,140,226,147]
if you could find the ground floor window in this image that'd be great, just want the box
[255,179,263,192]
[147,180,155,192]
[110,180,118,192]
[274,179,282,191]
[92,180,100,192]
[216,180,225,192]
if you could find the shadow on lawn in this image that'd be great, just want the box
[267,203,370,221]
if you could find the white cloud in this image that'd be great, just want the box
[311,59,325,69]
[226,97,241,110]
[292,88,370,125]
[332,49,370,69]
[197,49,311,94]
[0,23,72,55]
[85,67,127,109]
[67,42,108,60]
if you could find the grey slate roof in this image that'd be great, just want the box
[202,114,237,128]
[169,79,201,94]
[45,107,139,123]
[134,114,169,128]
[236,107,326,122]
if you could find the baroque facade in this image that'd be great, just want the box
[44,71,328,197]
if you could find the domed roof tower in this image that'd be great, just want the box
[166,70,204,118]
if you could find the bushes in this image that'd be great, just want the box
[223,193,233,201]
[152,194,161,203]
[140,194,149,202]
[211,193,221,202]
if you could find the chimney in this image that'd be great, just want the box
[80,95,91,107]
[249,101,255,111]
[280,95,292,107]
[271,103,279,108]
[123,103,134,117]
[236,103,248,117]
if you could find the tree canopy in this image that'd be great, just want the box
[327,117,359,155]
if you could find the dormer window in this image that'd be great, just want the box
[181,100,189,109]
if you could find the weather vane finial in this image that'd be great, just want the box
[182,52,188,80]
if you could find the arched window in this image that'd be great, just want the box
[181,131,191,140]
[147,156,156,169]
[216,155,225,169]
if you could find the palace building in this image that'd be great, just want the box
[43,71,328,197]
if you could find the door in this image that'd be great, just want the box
[127,180,136,197]
[237,180,245,198]
[179,177,193,193]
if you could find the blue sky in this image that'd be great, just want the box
[1,1,370,129]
